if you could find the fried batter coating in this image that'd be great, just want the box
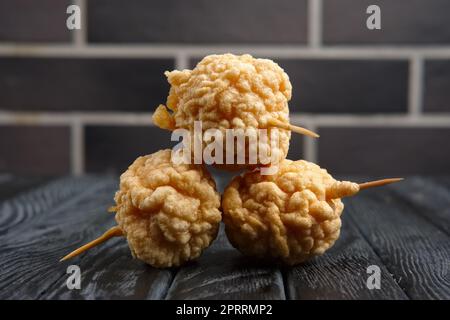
[114,149,222,267]
[222,159,360,265]
[153,53,292,170]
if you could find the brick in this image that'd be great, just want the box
[0,0,71,42]
[287,131,304,160]
[424,60,450,113]
[0,125,70,175]
[277,59,408,113]
[318,127,450,175]
[0,58,173,111]
[85,126,174,173]
[323,0,450,45]
[88,0,307,44]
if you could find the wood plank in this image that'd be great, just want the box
[45,232,174,300]
[431,176,450,188]
[0,177,176,300]
[345,188,450,299]
[285,215,408,300]
[0,178,114,299]
[0,175,48,202]
[3,174,446,300]
[165,224,286,300]
[0,176,100,237]
[388,177,450,235]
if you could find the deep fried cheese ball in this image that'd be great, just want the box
[61,149,222,268]
[222,159,360,265]
[152,53,294,170]
[114,149,222,267]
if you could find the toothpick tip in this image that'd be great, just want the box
[267,118,320,138]
[289,124,320,138]
[358,177,404,191]
[58,226,123,263]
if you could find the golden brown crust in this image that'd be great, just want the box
[114,149,222,268]
[222,159,359,265]
[152,54,292,169]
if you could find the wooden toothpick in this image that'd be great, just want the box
[268,118,320,138]
[359,178,404,191]
[60,226,123,262]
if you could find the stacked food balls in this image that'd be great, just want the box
[62,54,400,268]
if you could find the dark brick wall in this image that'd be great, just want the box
[87,0,308,44]
[0,0,449,176]
[85,126,174,173]
[318,127,450,176]
[424,60,450,113]
[0,58,173,111]
[0,0,71,42]
[323,0,450,45]
[0,125,71,175]
[277,59,409,113]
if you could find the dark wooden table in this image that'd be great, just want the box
[0,174,449,300]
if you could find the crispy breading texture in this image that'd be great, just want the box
[222,159,359,265]
[114,149,222,268]
[153,53,292,169]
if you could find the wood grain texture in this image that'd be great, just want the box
[0,176,101,237]
[45,179,175,300]
[165,225,286,300]
[45,227,174,300]
[285,216,408,300]
[345,188,450,300]
[0,177,175,300]
[0,176,48,202]
[0,178,116,299]
[388,177,450,235]
[1,175,448,300]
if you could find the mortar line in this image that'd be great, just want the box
[70,118,84,176]
[175,52,189,69]
[2,112,450,126]
[408,55,424,118]
[72,0,87,47]
[308,0,323,48]
[1,44,450,59]
[289,114,450,126]
[302,121,318,163]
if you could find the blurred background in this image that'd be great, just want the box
[0,0,449,177]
